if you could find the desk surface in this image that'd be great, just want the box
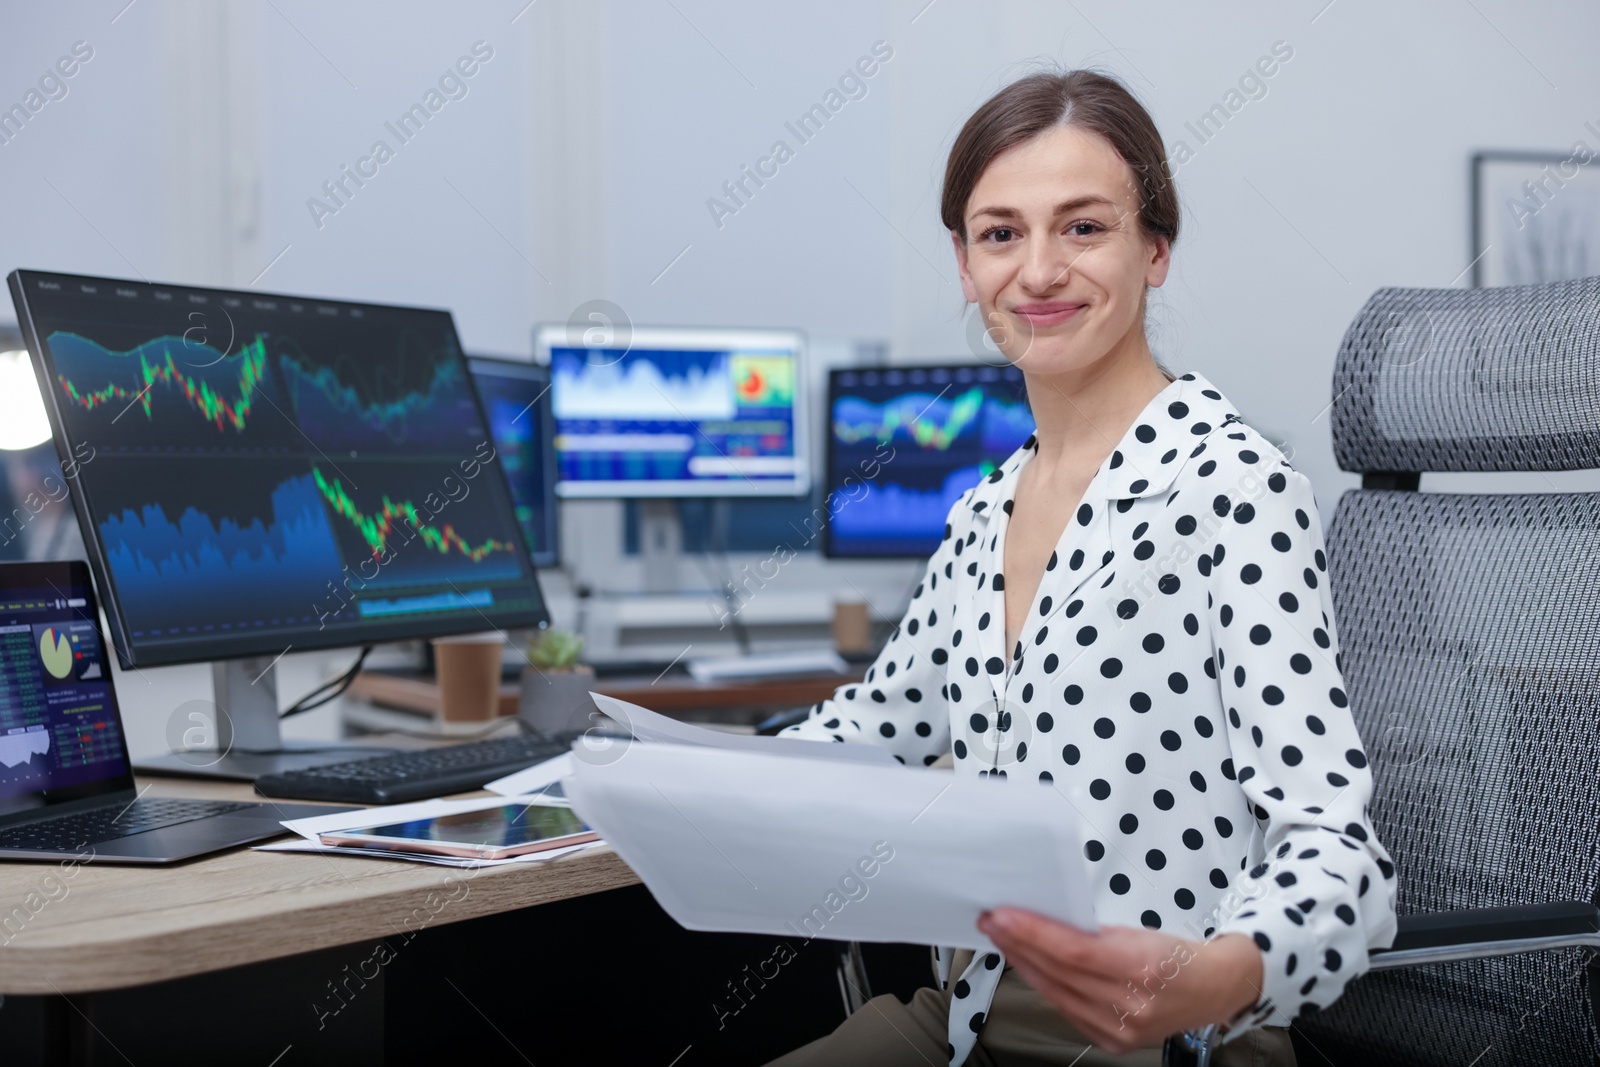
[1,671,866,997]
[348,666,862,720]
[0,776,639,995]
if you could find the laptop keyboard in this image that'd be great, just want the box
[0,797,257,852]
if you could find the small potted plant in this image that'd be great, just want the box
[519,629,596,735]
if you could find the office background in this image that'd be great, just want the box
[1,0,1597,758]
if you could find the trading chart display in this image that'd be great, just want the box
[542,327,808,498]
[9,272,547,668]
[468,358,559,567]
[0,575,131,810]
[824,363,1036,558]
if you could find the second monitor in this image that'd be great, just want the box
[467,356,560,568]
[537,325,809,498]
[824,362,1035,559]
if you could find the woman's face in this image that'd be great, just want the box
[952,124,1170,375]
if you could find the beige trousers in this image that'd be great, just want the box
[768,950,1295,1067]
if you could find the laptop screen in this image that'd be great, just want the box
[0,561,134,818]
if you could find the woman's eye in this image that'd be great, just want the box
[1068,221,1103,237]
[980,226,1017,243]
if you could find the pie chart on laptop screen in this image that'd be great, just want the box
[39,626,73,680]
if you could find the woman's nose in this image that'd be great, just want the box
[1018,237,1072,294]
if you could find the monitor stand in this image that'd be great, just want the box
[686,507,853,683]
[132,658,392,782]
[638,499,683,594]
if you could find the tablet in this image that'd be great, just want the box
[319,801,598,860]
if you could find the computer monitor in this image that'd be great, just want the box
[466,356,560,568]
[822,362,1035,559]
[7,270,549,776]
[536,325,809,498]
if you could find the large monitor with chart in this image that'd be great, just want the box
[467,356,560,568]
[7,270,549,671]
[823,362,1035,558]
[536,325,809,498]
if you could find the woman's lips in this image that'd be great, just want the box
[1010,302,1086,328]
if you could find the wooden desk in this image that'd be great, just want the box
[0,777,637,996]
[347,667,863,721]
[0,759,925,1064]
[0,667,864,996]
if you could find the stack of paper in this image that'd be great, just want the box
[254,794,606,868]
[561,740,1097,951]
[484,692,897,797]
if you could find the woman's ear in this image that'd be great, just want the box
[1145,233,1172,289]
[951,230,980,304]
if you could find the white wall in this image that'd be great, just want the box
[559,0,1600,503]
[0,0,1596,721]
[6,0,1598,489]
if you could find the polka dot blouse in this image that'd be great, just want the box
[784,372,1398,1064]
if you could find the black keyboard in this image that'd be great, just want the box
[0,798,256,852]
[254,734,574,804]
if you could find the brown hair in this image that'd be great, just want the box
[941,70,1178,246]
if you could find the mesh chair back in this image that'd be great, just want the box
[1292,279,1600,1066]
[1331,277,1600,473]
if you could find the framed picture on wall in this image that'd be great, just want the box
[1472,149,1600,287]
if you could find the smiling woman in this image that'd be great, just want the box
[768,69,1396,1067]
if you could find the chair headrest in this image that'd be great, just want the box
[1331,276,1600,473]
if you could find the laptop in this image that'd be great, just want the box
[0,560,350,864]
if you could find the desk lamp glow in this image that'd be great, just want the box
[0,349,52,451]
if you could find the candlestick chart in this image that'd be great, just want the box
[29,295,536,656]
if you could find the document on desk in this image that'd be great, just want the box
[483,692,896,797]
[253,837,601,867]
[259,794,601,868]
[276,793,568,844]
[562,741,1097,951]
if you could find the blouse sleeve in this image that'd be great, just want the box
[779,500,966,767]
[1202,455,1398,1038]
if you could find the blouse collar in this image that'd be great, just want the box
[963,371,1240,521]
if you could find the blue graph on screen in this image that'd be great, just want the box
[831,389,1033,454]
[98,473,345,636]
[550,348,733,421]
[484,395,544,554]
[832,390,982,450]
[829,466,988,544]
[274,336,478,449]
[981,394,1035,454]
[486,396,533,452]
[826,366,1035,556]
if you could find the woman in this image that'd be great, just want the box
[770,70,1397,1067]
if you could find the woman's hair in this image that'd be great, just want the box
[941,69,1178,247]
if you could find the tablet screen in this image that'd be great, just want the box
[347,802,589,848]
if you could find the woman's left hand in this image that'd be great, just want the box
[977,907,1264,1054]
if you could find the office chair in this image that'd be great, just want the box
[1165,276,1600,1067]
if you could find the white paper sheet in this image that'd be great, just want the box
[588,693,897,764]
[485,752,574,797]
[563,742,1096,951]
[252,837,602,868]
[483,693,898,796]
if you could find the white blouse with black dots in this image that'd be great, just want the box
[784,372,1398,1065]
